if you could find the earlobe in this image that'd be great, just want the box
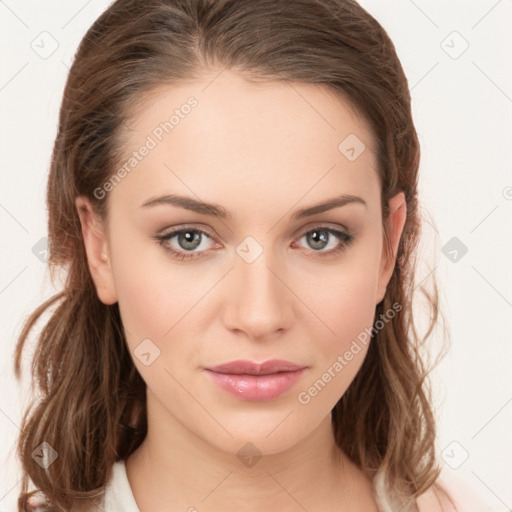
[376,191,407,305]
[75,196,118,305]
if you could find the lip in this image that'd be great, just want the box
[204,359,307,401]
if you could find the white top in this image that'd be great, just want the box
[103,460,141,512]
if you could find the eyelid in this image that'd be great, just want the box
[291,220,351,238]
[156,224,216,242]
[154,225,219,258]
[157,222,351,244]
[154,222,355,263]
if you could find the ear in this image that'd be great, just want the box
[75,196,118,305]
[375,191,407,305]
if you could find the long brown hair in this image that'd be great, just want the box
[14,0,451,510]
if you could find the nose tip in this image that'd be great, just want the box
[222,253,293,340]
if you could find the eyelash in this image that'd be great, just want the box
[153,225,355,262]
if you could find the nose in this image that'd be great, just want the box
[222,248,295,341]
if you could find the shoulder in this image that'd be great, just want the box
[416,475,490,512]
[416,482,457,512]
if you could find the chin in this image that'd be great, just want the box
[193,407,325,458]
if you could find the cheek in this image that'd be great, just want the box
[113,264,196,347]
[297,246,382,403]
[331,275,377,338]
[107,229,191,363]
[111,261,203,396]
[309,247,382,347]
[309,269,377,373]
[295,284,377,412]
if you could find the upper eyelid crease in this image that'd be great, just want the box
[158,225,353,251]
[141,193,367,220]
[156,225,354,263]
[158,223,350,241]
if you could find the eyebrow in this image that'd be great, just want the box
[140,193,367,219]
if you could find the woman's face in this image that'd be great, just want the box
[78,69,405,456]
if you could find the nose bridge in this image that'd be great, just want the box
[225,237,293,338]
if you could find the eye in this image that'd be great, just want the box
[154,226,218,261]
[294,226,355,258]
[153,225,355,262]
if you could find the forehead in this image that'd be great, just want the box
[109,69,380,218]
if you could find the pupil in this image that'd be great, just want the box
[180,231,200,250]
[308,230,328,250]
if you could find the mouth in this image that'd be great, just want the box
[203,359,308,401]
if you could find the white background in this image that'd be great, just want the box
[1,1,511,511]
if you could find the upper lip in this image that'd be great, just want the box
[205,359,307,375]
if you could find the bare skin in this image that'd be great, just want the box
[74,68,443,511]
[124,413,380,512]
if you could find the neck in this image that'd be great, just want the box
[125,392,373,512]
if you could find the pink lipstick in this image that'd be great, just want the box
[204,359,307,401]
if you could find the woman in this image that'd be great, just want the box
[14,0,469,510]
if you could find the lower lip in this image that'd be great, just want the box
[204,369,306,401]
